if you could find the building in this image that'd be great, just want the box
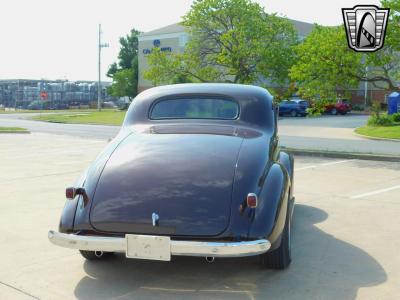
[138,21,389,105]
[0,79,114,109]
[138,20,314,93]
[138,23,190,92]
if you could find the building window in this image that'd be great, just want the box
[179,34,188,47]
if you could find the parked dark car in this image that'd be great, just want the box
[102,101,117,109]
[27,100,46,110]
[48,84,295,269]
[279,99,309,117]
[116,97,131,110]
[49,103,69,110]
[325,99,352,115]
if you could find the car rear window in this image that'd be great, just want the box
[150,98,239,120]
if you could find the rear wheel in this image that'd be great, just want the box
[260,211,291,269]
[290,110,297,117]
[79,250,113,260]
[331,108,338,115]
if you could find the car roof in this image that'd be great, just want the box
[123,83,275,130]
[138,83,272,99]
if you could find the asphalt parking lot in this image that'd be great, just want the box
[1,133,399,300]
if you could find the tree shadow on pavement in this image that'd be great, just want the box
[74,204,386,300]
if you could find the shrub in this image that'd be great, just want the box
[305,100,327,116]
[352,104,365,111]
[367,113,394,126]
[367,101,394,126]
[371,101,381,118]
[391,112,400,123]
[306,106,322,116]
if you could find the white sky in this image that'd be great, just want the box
[0,0,380,81]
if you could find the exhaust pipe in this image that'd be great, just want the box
[94,251,104,258]
[205,256,215,263]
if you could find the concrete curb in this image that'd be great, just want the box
[282,147,400,162]
[353,129,400,142]
[0,131,30,134]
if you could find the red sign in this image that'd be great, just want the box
[40,91,48,100]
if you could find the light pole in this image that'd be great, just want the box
[98,24,109,111]
[364,65,369,108]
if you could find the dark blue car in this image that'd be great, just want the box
[279,99,309,117]
[49,84,295,269]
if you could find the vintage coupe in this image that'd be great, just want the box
[48,84,295,269]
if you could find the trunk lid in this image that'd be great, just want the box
[89,128,243,236]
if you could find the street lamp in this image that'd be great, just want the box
[98,24,109,111]
[364,65,369,108]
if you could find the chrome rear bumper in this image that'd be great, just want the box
[48,230,270,258]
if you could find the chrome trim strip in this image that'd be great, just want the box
[48,230,125,252]
[48,230,271,257]
[170,239,270,257]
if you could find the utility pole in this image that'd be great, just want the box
[364,65,369,108]
[98,24,109,111]
[15,79,19,109]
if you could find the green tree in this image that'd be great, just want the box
[369,0,400,91]
[107,59,138,101]
[289,25,362,112]
[107,29,140,99]
[290,0,400,113]
[144,0,297,93]
[106,62,118,79]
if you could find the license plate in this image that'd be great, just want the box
[125,234,171,261]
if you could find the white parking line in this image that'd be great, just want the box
[351,185,400,199]
[295,159,353,171]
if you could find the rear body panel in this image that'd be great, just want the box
[89,130,244,236]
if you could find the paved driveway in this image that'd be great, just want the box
[1,113,399,156]
[0,133,399,299]
[279,113,368,128]
[278,114,400,155]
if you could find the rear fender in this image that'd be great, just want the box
[59,197,80,234]
[59,131,131,233]
[58,169,87,233]
[248,163,290,248]
[279,151,294,198]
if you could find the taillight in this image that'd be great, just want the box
[66,187,89,206]
[247,193,258,208]
[66,187,77,200]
